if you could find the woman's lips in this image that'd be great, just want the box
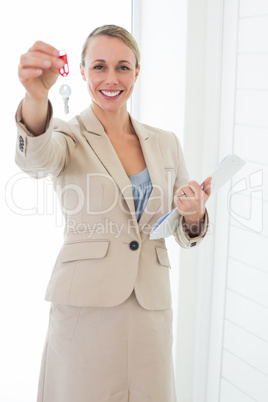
[100,90,123,99]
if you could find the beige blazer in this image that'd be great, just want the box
[15,102,208,310]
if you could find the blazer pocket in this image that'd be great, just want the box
[58,240,110,263]
[155,246,170,268]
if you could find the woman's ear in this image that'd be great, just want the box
[135,65,140,82]
[80,64,86,81]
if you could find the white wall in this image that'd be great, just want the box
[132,0,187,135]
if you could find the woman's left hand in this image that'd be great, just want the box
[174,177,212,228]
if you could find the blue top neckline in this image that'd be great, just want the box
[128,167,150,186]
[128,167,152,222]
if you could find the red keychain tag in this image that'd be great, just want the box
[59,50,69,77]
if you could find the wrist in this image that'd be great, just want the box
[22,95,50,136]
[183,212,205,226]
[24,92,48,104]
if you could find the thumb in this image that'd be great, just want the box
[203,176,212,196]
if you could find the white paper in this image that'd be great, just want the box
[149,154,245,240]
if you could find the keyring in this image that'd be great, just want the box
[59,50,69,77]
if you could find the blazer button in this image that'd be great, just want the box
[19,135,24,152]
[129,241,139,251]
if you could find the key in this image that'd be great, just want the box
[59,84,71,114]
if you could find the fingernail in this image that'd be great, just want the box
[43,60,51,67]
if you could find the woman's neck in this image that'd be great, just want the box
[91,102,134,137]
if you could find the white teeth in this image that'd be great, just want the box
[101,90,121,97]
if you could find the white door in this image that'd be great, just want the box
[207,0,268,401]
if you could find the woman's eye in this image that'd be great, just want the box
[94,65,104,70]
[119,66,130,71]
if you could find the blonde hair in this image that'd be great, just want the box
[81,24,140,68]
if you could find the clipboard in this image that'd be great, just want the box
[149,154,245,240]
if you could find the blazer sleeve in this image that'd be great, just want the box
[171,133,209,248]
[15,100,76,178]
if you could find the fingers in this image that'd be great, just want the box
[203,176,212,196]
[18,67,43,82]
[18,41,64,81]
[174,179,208,219]
[176,180,201,200]
[188,180,203,198]
[29,40,60,57]
[174,182,198,212]
[19,52,64,72]
[177,178,212,200]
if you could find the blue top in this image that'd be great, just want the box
[129,167,153,222]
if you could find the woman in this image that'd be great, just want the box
[16,25,211,402]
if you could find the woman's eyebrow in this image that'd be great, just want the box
[92,59,132,64]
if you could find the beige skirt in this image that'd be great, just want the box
[37,291,177,402]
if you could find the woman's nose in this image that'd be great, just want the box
[104,69,119,85]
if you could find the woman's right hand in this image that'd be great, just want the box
[18,41,64,100]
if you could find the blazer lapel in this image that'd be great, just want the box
[78,106,165,227]
[78,106,136,220]
[130,117,165,227]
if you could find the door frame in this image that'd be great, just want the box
[206,0,240,400]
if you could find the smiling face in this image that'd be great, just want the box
[80,35,140,114]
